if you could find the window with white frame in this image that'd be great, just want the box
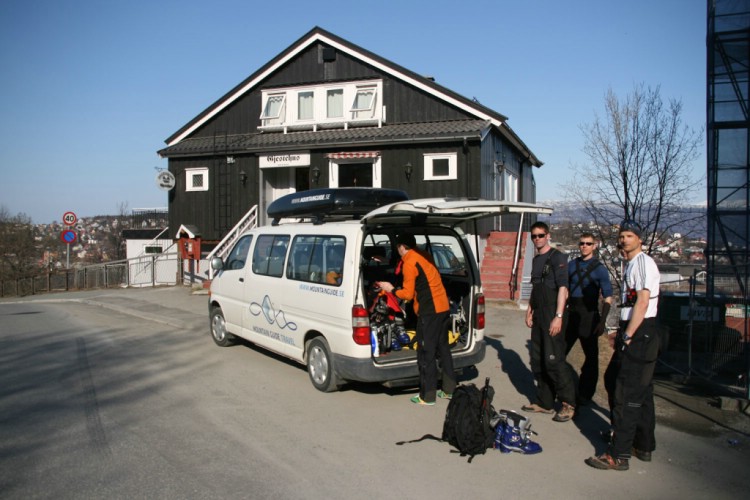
[423,153,457,180]
[261,93,286,127]
[503,170,518,202]
[259,80,383,131]
[351,85,376,119]
[298,91,314,120]
[186,168,209,192]
[327,89,343,118]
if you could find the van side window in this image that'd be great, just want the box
[287,235,346,285]
[225,235,253,270]
[252,235,290,277]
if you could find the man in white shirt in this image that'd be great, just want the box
[586,220,661,471]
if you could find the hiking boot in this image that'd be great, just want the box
[585,453,629,471]
[437,390,452,400]
[553,402,575,422]
[494,422,542,455]
[410,395,435,406]
[521,403,554,414]
[632,448,652,462]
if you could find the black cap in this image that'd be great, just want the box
[395,232,417,249]
[619,219,643,239]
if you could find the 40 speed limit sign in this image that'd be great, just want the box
[62,211,77,226]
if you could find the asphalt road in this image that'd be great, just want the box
[1,287,748,499]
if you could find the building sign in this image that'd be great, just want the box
[259,152,310,168]
[156,170,176,191]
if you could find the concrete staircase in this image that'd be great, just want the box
[480,231,528,301]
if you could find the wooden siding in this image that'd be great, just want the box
[182,42,473,140]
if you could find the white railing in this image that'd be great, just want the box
[206,205,259,279]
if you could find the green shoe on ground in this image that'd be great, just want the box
[410,395,435,406]
[437,390,452,400]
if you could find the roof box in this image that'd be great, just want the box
[267,187,409,224]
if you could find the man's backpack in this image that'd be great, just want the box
[441,378,496,461]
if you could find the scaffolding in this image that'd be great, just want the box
[707,0,750,397]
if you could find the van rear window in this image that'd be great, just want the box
[287,235,346,286]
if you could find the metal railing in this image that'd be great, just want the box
[206,205,258,279]
[0,252,180,297]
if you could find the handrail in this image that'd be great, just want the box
[206,205,258,279]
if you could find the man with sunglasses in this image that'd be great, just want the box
[586,220,660,471]
[565,233,613,406]
[523,222,576,423]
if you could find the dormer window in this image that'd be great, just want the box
[298,91,314,120]
[261,93,286,127]
[327,89,343,118]
[351,86,376,119]
[259,80,383,132]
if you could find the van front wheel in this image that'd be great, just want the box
[306,337,340,392]
[210,307,236,347]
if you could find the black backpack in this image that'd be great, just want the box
[441,378,496,461]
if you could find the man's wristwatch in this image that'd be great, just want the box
[621,332,632,341]
[555,312,563,318]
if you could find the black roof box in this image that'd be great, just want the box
[267,187,409,224]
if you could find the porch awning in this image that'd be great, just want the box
[325,151,380,159]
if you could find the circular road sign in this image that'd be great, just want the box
[60,230,77,244]
[62,211,77,226]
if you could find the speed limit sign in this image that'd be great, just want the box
[62,211,77,226]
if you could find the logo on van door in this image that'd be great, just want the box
[249,295,298,331]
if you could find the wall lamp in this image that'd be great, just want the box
[239,170,247,185]
[404,162,413,182]
[311,166,321,184]
[495,159,505,173]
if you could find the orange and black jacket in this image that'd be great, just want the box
[394,249,449,315]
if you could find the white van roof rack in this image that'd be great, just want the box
[268,188,409,225]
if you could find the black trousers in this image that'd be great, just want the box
[565,298,601,401]
[606,318,660,459]
[530,311,576,409]
[416,311,456,402]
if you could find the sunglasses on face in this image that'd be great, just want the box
[530,233,547,240]
[579,242,594,246]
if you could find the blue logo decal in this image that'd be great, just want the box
[249,295,298,331]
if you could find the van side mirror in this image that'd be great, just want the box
[211,257,224,271]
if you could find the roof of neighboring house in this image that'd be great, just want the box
[162,27,542,166]
[159,119,491,157]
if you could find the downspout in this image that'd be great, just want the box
[509,212,525,301]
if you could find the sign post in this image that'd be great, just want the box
[62,212,77,269]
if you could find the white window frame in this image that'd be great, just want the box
[185,168,209,192]
[297,90,314,121]
[350,85,377,119]
[258,80,383,132]
[260,93,286,127]
[328,157,382,188]
[423,153,457,181]
[503,170,519,202]
[326,88,344,118]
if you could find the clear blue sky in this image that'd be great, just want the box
[0,0,707,224]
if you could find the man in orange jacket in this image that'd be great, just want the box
[377,233,456,405]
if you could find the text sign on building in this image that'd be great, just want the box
[259,152,310,168]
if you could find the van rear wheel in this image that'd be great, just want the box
[306,337,340,392]
[210,307,236,347]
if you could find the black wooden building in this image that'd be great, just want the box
[158,27,543,246]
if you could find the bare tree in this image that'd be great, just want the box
[566,84,704,259]
[0,205,40,280]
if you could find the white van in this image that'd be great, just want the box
[208,188,551,392]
